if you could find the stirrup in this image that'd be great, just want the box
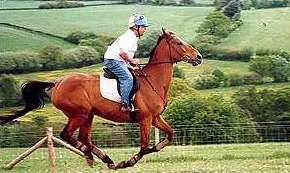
[130,103,139,112]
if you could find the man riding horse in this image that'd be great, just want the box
[104,14,150,112]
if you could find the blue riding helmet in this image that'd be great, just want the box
[128,14,150,28]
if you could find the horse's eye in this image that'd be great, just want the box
[177,42,183,45]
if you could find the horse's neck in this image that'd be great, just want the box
[143,41,174,98]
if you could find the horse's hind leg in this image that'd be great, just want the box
[78,113,115,169]
[60,116,94,166]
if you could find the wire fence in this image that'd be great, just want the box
[1,121,289,148]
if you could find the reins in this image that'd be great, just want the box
[134,34,184,108]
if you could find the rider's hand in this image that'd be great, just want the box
[130,59,140,65]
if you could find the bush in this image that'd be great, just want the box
[0,74,21,107]
[212,68,227,85]
[173,66,185,79]
[249,55,290,82]
[168,78,197,100]
[226,73,244,86]
[0,51,41,74]
[194,74,220,89]
[62,46,101,68]
[163,95,259,144]
[39,1,84,9]
[65,31,97,44]
[79,34,114,57]
[39,46,63,71]
[242,72,264,85]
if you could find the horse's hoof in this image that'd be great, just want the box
[107,163,116,170]
[85,158,95,167]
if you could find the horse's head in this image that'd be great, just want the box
[161,28,202,66]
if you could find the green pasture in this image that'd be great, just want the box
[219,8,290,52]
[0,25,76,52]
[0,0,120,9]
[1,143,289,173]
[0,5,212,39]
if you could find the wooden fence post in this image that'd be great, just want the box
[47,127,55,173]
[155,128,160,145]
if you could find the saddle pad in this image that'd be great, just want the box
[100,75,121,103]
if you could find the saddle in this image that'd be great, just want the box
[102,67,138,101]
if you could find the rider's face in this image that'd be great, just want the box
[138,26,147,36]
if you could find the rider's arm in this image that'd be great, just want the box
[119,49,139,65]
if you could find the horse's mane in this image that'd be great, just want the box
[148,34,164,62]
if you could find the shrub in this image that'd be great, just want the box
[0,74,21,107]
[39,1,84,9]
[226,73,244,86]
[79,34,114,57]
[62,46,101,68]
[65,31,97,44]
[0,51,41,74]
[173,66,185,79]
[39,46,63,71]
[163,95,259,144]
[212,68,227,85]
[194,74,220,89]
[242,72,264,85]
[249,55,290,82]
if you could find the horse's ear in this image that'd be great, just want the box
[162,28,166,34]
[162,28,169,38]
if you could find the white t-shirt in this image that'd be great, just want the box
[104,29,138,62]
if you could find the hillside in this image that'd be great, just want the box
[219,7,290,52]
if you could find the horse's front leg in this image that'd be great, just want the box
[115,119,153,169]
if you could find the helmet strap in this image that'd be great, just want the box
[132,25,141,38]
[137,26,141,38]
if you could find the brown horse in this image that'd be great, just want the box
[0,28,202,169]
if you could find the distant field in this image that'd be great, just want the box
[1,5,290,53]
[0,25,76,52]
[1,143,289,173]
[219,8,290,52]
[0,5,212,39]
[0,0,120,9]
[0,4,212,52]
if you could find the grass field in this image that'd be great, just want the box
[219,8,290,52]
[0,25,76,52]
[0,5,212,39]
[1,143,289,173]
[1,3,290,52]
[0,0,120,9]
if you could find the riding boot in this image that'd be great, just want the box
[121,102,133,112]
[121,102,139,112]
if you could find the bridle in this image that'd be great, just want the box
[138,35,193,66]
[135,34,196,108]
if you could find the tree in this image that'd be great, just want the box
[163,94,259,144]
[249,55,290,82]
[215,0,241,18]
[39,46,63,70]
[196,11,232,39]
[0,74,19,107]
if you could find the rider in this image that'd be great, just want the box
[104,13,150,112]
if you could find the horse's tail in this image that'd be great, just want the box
[0,81,55,125]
